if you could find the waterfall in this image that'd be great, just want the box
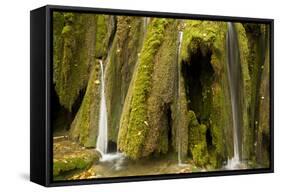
[96,59,108,155]
[225,22,243,169]
[177,31,184,166]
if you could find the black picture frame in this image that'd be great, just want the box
[30,4,274,187]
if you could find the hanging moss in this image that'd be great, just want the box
[117,18,174,159]
[53,13,96,111]
[53,13,114,111]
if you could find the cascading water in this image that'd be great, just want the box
[95,45,125,167]
[225,22,243,169]
[96,60,108,155]
[177,31,184,166]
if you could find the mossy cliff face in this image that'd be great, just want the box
[105,16,145,146]
[53,13,96,111]
[117,19,178,159]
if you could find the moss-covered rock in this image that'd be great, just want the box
[117,18,178,159]
[53,139,101,177]
[180,20,227,75]
[66,15,116,148]
[53,13,114,111]
[95,15,116,58]
[69,62,101,147]
[187,111,208,166]
[105,16,145,145]
[179,20,230,167]
[242,23,270,163]
[144,20,179,156]
[53,13,97,111]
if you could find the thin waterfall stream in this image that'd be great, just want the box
[96,60,108,155]
[96,59,125,165]
[177,30,184,166]
[225,22,242,169]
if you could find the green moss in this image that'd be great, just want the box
[118,18,170,159]
[180,20,227,75]
[144,20,179,156]
[95,15,110,58]
[53,139,100,177]
[53,153,94,176]
[105,16,145,144]
[53,12,96,111]
[180,21,229,167]
[242,23,270,162]
[58,14,115,147]
[69,62,101,147]
[209,82,228,167]
[187,111,208,167]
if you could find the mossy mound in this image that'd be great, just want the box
[53,139,101,177]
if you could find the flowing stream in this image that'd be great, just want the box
[225,22,242,169]
[96,60,108,155]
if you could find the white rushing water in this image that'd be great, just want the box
[225,22,242,169]
[177,31,185,166]
[96,60,108,155]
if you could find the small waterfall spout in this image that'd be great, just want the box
[225,22,243,169]
[96,60,108,155]
[177,31,184,166]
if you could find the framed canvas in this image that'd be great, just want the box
[30,5,274,187]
